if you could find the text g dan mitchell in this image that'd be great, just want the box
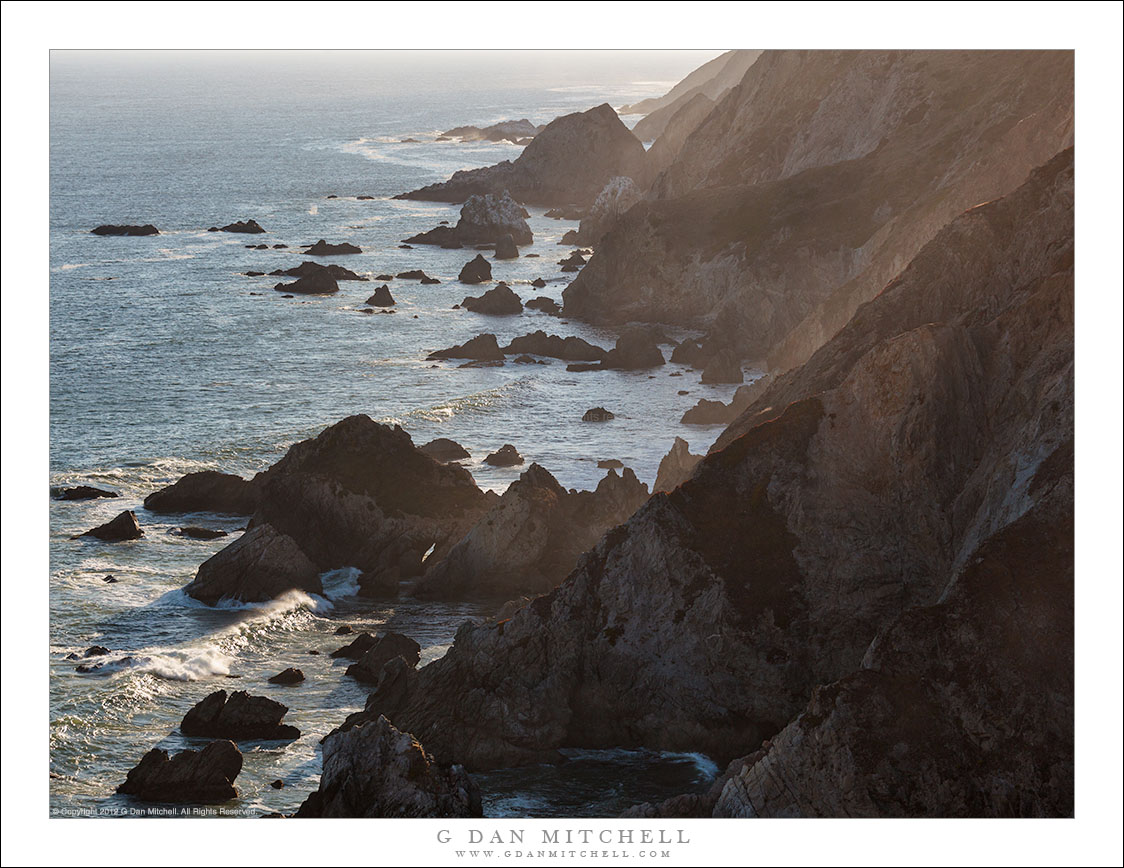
[437,829,691,845]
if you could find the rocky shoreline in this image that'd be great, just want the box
[62,49,1074,819]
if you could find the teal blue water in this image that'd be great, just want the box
[49,50,736,817]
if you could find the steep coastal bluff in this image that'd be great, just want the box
[354,148,1073,818]
[563,50,1074,377]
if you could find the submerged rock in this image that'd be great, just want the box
[181,689,300,741]
[178,526,229,540]
[75,510,142,542]
[294,715,481,818]
[184,523,321,604]
[52,485,119,501]
[92,224,159,236]
[118,740,242,803]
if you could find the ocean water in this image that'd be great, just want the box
[49,50,746,818]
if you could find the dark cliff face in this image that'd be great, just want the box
[360,148,1073,819]
[563,50,1073,373]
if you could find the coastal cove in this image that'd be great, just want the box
[48,47,1075,822]
[49,50,736,818]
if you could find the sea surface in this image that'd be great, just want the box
[49,50,748,818]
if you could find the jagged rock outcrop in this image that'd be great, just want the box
[295,716,481,818]
[568,329,665,372]
[352,148,1073,805]
[700,349,744,384]
[346,632,422,683]
[441,119,541,143]
[268,667,305,685]
[305,239,361,256]
[714,483,1073,818]
[501,331,607,362]
[75,510,142,541]
[681,385,757,425]
[185,523,321,604]
[232,417,489,598]
[565,51,1073,375]
[619,49,761,115]
[180,689,300,741]
[365,285,396,306]
[406,192,533,247]
[118,740,242,803]
[493,234,519,260]
[575,177,642,246]
[144,470,261,515]
[653,437,703,492]
[397,104,645,208]
[412,464,648,600]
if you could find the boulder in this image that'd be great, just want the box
[180,689,300,740]
[184,523,321,605]
[345,632,422,683]
[396,270,432,281]
[365,285,396,307]
[268,668,305,685]
[117,740,242,803]
[581,407,615,422]
[653,437,703,492]
[305,239,361,256]
[209,220,264,234]
[597,459,624,469]
[75,510,142,542]
[294,716,481,818]
[426,334,504,362]
[461,284,523,315]
[52,485,119,501]
[91,224,159,236]
[493,234,519,260]
[501,331,607,362]
[457,254,492,285]
[483,444,523,467]
[419,438,471,462]
[144,470,260,515]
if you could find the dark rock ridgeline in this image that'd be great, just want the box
[342,149,1074,825]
